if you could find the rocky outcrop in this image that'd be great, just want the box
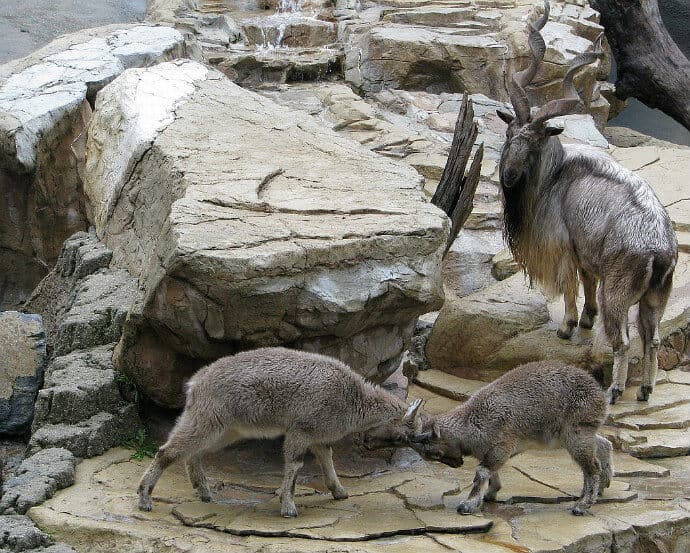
[0,449,76,515]
[341,0,610,125]
[0,312,46,436]
[25,233,139,457]
[82,59,447,408]
[0,25,185,309]
[0,514,76,552]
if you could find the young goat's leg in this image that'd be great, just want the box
[186,455,212,502]
[566,427,601,515]
[558,273,579,339]
[595,435,613,493]
[458,447,510,514]
[311,444,348,500]
[484,471,502,502]
[579,269,598,329]
[279,433,310,517]
[138,413,226,511]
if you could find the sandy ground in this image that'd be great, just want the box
[0,0,148,63]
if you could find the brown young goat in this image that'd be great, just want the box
[137,347,423,517]
[498,0,677,404]
[364,361,613,516]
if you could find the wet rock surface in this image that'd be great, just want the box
[0,312,46,437]
[29,398,690,553]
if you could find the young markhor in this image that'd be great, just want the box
[365,361,613,516]
[137,347,423,517]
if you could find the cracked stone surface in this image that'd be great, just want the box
[84,59,448,407]
[0,24,186,310]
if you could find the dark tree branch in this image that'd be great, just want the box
[591,0,690,132]
[431,94,483,255]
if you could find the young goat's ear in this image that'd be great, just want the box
[433,421,441,439]
[403,398,423,424]
[497,109,515,124]
[545,125,564,136]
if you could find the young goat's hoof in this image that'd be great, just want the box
[331,486,349,500]
[138,495,153,512]
[456,501,480,515]
[607,385,623,405]
[571,503,590,516]
[636,385,653,402]
[199,493,212,503]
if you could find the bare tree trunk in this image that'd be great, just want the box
[431,94,483,255]
[591,0,690,132]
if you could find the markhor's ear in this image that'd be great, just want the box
[497,109,515,124]
[545,125,564,136]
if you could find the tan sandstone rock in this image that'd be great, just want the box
[83,60,448,407]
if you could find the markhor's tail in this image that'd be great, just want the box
[649,253,676,290]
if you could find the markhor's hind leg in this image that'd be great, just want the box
[579,269,598,329]
[637,280,671,401]
[558,272,579,339]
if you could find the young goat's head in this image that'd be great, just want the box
[360,398,425,450]
[408,418,464,468]
[498,0,603,189]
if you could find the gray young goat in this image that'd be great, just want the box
[137,347,423,517]
[498,0,677,404]
[364,361,613,516]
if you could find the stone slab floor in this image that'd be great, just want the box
[27,366,690,553]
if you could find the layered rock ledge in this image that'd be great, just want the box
[83,59,448,407]
[0,24,185,310]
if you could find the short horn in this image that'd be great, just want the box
[403,398,423,423]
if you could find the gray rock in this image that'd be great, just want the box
[53,269,136,356]
[32,346,125,427]
[0,312,46,436]
[0,449,76,515]
[0,515,52,551]
[24,232,136,355]
[29,406,139,459]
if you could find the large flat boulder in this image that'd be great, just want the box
[0,24,185,309]
[0,311,46,436]
[83,59,448,407]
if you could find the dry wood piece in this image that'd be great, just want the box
[431,94,483,254]
[591,0,690,132]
